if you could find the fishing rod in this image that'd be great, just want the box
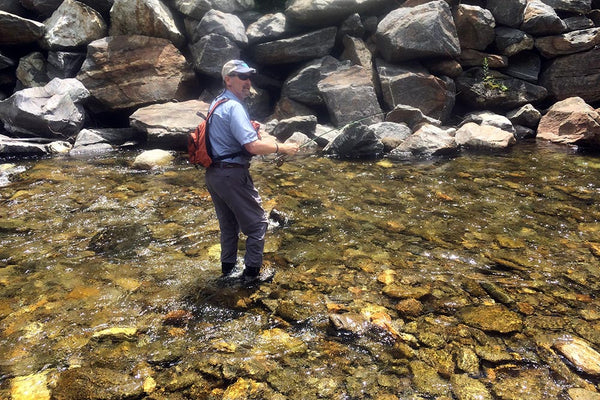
[272,110,389,167]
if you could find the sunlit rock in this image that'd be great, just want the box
[132,149,174,169]
[53,367,144,399]
[10,372,51,400]
[410,360,451,397]
[458,304,523,333]
[92,327,138,342]
[455,122,516,150]
[554,335,600,376]
[537,96,600,147]
[451,373,492,400]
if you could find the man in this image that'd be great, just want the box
[205,59,299,283]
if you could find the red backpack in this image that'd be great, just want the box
[188,98,230,167]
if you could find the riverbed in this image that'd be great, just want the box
[1,142,599,399]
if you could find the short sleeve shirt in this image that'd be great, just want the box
[208,90,258,164]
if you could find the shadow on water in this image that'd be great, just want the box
[1,143,600,398]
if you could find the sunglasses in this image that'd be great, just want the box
[231,73,252,81]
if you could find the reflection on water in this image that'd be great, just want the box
[1,142,599,399]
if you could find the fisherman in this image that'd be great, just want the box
[205,59,299,283]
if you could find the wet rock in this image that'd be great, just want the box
[451,373,492,400]
[536,96,600,147]
[419,347,454,377]
[568,388,600,400]
[553,335,600,376]
[329,312,370,336]
[323,122,384,159]
[254,328,307,357]
[88,223,152,258]
[395,298,423,317]
[163,310,194,327]
[458,304,523,333]
[52,367,144,400]
[10,372,51,400]
[455,347,480,374]
[132,149,174,169]
[410,360,451,397]
[91,327,138,342]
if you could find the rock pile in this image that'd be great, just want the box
[0,0,599,159]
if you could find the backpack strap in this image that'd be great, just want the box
[205,98,249,162]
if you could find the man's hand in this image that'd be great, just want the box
[278,142,299,156]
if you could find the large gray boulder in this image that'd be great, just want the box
[456,68,547,110]
[317,65,382,127]
[282,56,349,107]
[285,0,394,28]
[388,123,457,160]
[486,0,526,28]
[109,0,185,48]
[171,0,254,20]
[129,99,210,150]
[42,0,107,50]
[455,122,516,150]
[251,27,337,65]
[70,127,142,158]
[77,35,198,112]
[0,78,89,138]
[521,0,567,36]
[324,122,384,158]
[534,27,600,59]
[453,4,495,51]
[0,135,71,157]
[539,0,591,14]
[246,12,295,45]
[376,59,455,123]
[189,33,240,78]
[0,10,45,45]
[539,47,600,103]
[376,1,460,63]
[494,27,534,57]
[190,9,247,46]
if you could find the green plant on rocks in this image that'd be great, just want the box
[482,57,508,92]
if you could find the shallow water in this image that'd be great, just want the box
[1,142,599,399]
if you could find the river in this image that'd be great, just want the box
[1,141,599,399]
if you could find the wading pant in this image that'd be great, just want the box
[205,166,267,270]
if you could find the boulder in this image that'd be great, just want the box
[536,96,600,147]
[456,68,547,111]
[109,0,185,48]
[376,59,455,123]
[453,4,495,51]
[459,50,507,69]
[271,115,317,142]
[521,0,567,36]
[42,0,107,50]
[534,27,600,59]
[0,77,89,138]
[70,128,142,158]
[506,104,541,129]
[76,35,198,112]
[171,0,254,20]
[370,121,412,151]
[282,56,348,107]
[324,122,384,158]
[190,9,247,46]
[129,99,210,150]
[132,149,174,169]
[251,27,337,65]
[501,51,541,82]
[246,12,293,45]
[553,336,600,376]
[494,27,534,57]
[461,110,516,134]
[0,10,45,45]
[539,48,600,103]
[376,0,460,63]
[47,51,86,79]
[317,64,382,127]
[385,104,441,130]
[455,122,516,150]
[285,0,393,28]
[0,136,71,157]
[540,0,592,14]
[189,33,240,78]
[16,52,49,88]
[486,0,526,28]
[388,123,457,160]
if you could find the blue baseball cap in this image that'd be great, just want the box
[221,60,256,80]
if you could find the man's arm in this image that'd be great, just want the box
[244,136,299,156]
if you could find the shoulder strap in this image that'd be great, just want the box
[206,98,248,162]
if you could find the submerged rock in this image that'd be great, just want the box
[554,335,600,376]
[458,304,523,333]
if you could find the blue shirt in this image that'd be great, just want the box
[208,90,258,164]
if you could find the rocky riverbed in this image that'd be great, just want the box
[1,142,600,399]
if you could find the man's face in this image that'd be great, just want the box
[225,72,253,100]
